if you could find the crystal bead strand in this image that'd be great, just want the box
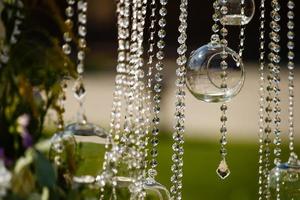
[287,0,295,155]
[0,0,24,68]
[57,0,76,130]
[257,0,267,199]
[269,1,281,199]
[147,0,168,180]
[145,0,157,177]
[72,0,88,123]
[238,0,246,58]
[134,1,150,195]
[211,0,221,44]
[170,0,188,199]
[216,1,231,180]
[98,0,129,198]
[127,0,150,198]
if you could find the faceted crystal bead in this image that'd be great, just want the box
[78,1,88,12]
[78,25,87,37]
[65,6,74,17]
[63,32,72,42]
[186,42,245,103]
[218,0,255,25]
[78,13,87,24]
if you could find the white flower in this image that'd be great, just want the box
[0,160,12,197]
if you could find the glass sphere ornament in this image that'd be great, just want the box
[102,176,170,200]
[65,120,109,179]
[269,153,300,200]
[218,0,255,25]
[144,177,171,200]
[186,41,245,103]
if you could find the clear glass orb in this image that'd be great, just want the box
[102,177,170,200]
[144,177,171,200]
[218,0,255,25]
[269,153,300,200]
[65,122,109,178]
[186,42,245,103]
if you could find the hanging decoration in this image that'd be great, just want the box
[1,0,299,199]
[186,0,254,180]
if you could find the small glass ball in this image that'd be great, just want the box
[144,177,171,200]
[186,42,245,103]
[65,122,109,178]
[103,176,170,200]
[218,0,255,25]
[269,153,300,200]
[49,123,109,183]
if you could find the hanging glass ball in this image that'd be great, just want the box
[186,42,245,103]
[144,177,171,200]
[103,176,170,200]
[65,122,109,179]
[269,153,300,199]
[218,0,255,25]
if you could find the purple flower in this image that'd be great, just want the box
[22,131,33,149]
[17,114,33,148]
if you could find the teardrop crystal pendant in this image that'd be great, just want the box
[218,0,255,25]
[269,153,300,199]
[186,42,245,103]
[216,159,231,179]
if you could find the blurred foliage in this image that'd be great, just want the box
[0,0,75,161]
[0,0,79,199]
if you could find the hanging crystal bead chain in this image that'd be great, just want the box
[238,0,246,58]
[146,0,157,117]
[287,0,295,154]
[170,0,188,199]
[129,0,150,198]
[57,0,77,130]
[0,0,24,68]
[257,0,267,199]
[72,0,89,123]
[146,0,168,180]
[98,0,129,198]
[211,0,221,44]
[216,1,230,180]
[269,1,281,199]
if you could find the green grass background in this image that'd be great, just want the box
[79,134,298,200]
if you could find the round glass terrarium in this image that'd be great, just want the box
[65,121,109,179]
[102,176,170,200]
[269,153,300,200]
[186,42,245,103]
[49,123,109,182]
[218,0,255,25]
